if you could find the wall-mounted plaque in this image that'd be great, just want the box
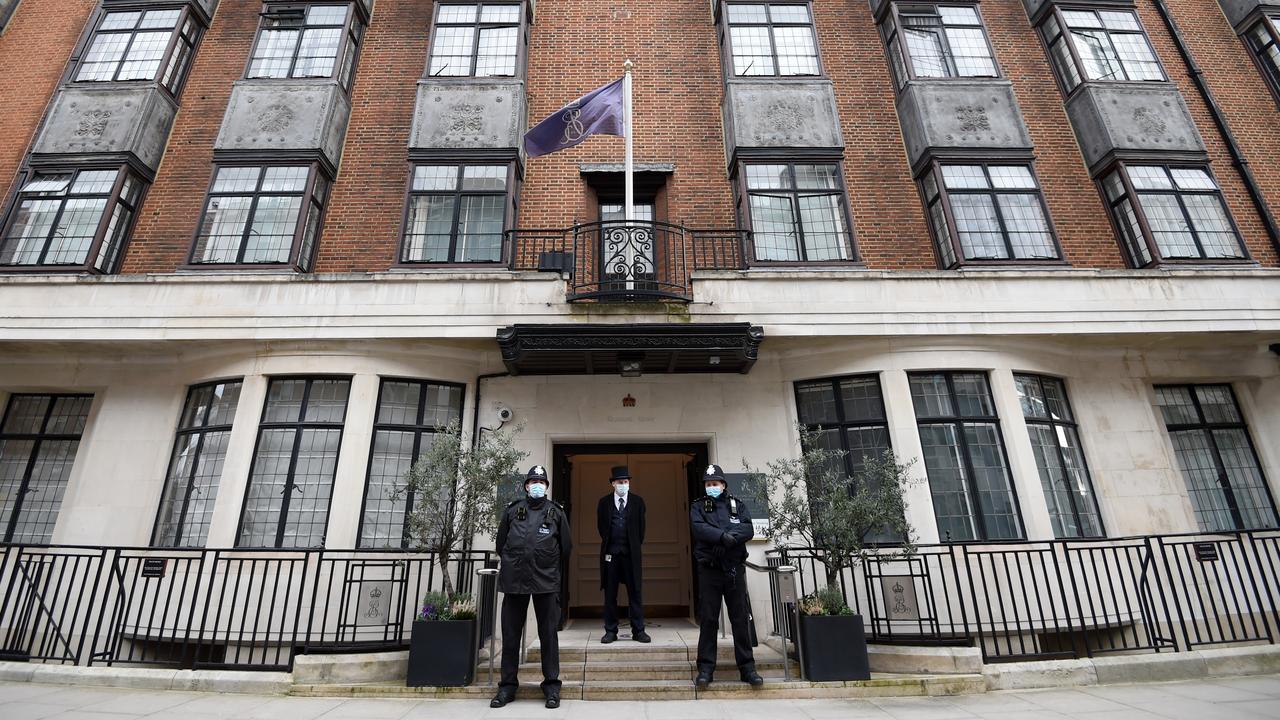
[356,581,393,627]
[880,575,920,621]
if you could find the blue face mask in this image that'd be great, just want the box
[706,486,723,499]
[527,483,547,499]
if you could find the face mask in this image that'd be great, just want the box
[614,483,629,497]
[706,486,723,499]
[527,483,547,499]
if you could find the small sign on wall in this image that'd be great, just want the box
[356,581,393,627]
[722,472,770,538]
[1193,542,1219,562]
[141,559,167,578]
[879,575,920,621]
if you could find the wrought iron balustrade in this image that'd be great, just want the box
[508,221,747,302]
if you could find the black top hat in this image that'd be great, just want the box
[704,464,726,482]
[609,466,631,482]
[525,465,549,483]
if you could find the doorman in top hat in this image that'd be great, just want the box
[690,464,763,688]
[492,465,572,710]
[596,465,651,643]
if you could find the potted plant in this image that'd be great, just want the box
[400,419,527,687]
[747,429,917,682]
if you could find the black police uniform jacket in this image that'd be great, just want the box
[690,494,755,569]
[496,497,572,595]
[596,493,646,590]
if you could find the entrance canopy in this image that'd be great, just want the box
[496,323,764,376]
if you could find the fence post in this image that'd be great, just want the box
[1054,541,1088,659]
[1154,536,1193,652]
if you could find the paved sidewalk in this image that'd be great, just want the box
[2,675,1280,720]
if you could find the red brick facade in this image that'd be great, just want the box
[0,0,1277,273]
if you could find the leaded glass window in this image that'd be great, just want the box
[428,3,522,77]
[0,394,93,544]
[1041,8,1163,93]
[75,7,202,94]
[0,167,143,273]
[247,3,364,90]
[1245,16,1280,107]
[881,3,998,89]
[1155,385,1278,532]
[402,164,508,264]
[359,379,465,548]
[743,163,854,263]
[238,377,351,548]
[922,164,1058,266]
[726,3,820,77]
[152,381,243,547]
[1101,164,1246,267]
[1015,374,1103,538]
[191,165,329,270]
[910,372,1023,541]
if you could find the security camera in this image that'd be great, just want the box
[496,406,514,423]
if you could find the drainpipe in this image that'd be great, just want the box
[470,371,511,448]
[1149,0,1280,253]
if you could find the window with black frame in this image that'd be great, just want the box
[909,372,1023,541]
[881,3,998,89]
[1014,374,1104,538]
[742,163,853,263]
[359,379,464,548]
[75,7,202,95]
[1100,164,1246,267]
[1245,15,1280,105]
[1040,8,1164,93]
[238,377,351,548]
[1155,385,1278,532]
[724,3,820,77]
[152,381,243,548]
[401,164,508,264]
[794,375,906,541]
[247,3,364,90]
[922,163,1059,267]
[0,167,144,273]
[427,2,522,78]
[0,394,94,544]
[190,165,329,270]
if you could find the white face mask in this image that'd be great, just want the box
[614,483,630,497]
[527,483,547,499]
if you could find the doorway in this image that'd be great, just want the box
[552,443,708,620]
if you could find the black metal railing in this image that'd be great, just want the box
[766,530,1280,663]
[508,221,747,302]
[0,545,495,672]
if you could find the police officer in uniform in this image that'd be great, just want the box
[491,465,572,709]
[690,464,763,689]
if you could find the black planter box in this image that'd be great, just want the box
[407,619,477,687]
[798,614,870,682]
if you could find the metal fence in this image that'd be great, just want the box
[0,545,495,671]
[767,530,1280,663]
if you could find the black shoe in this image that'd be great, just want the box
[632,630,651,643]
[601,631,617,644]
[544,695,560,709]
[695,672,712,689]
[490,692,515,708]
[741,670,764,687]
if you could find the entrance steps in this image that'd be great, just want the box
[290,620,987,701]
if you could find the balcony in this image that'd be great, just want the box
[509,221,747,302]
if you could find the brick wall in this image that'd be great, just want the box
[7,0,1273,273]
[0,0,94,205]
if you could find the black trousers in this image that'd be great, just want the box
[695,564,755,675]
[499,592,560,696]
[602,554,645,633]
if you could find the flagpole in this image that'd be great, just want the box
[623,59,635,292]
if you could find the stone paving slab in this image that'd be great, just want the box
[3,675,1280,719]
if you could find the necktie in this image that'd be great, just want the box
[619,498,625,513]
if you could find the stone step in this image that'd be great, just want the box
[289,673,987,701]
[526,645,787,664]
[493,660,788,682]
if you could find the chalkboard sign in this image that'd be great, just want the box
[141,559,167,578]
[722,472,770,538]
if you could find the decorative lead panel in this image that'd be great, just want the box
[722,79,844,163]
[409,81,527,151]
[1064,83,1206,173]
[895,80,1034,172]
[215,79,352,171]
[32,86,178,173]
[1216,0,1280,31]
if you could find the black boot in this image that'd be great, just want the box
[741,667,764,687]
[544,694,560,709]
[695,671,712,689]
[490,690,516,708]
[601,631,618,644]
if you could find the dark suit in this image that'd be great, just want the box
[596,492,646,633]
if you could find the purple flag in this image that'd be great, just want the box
[524,78,625,157]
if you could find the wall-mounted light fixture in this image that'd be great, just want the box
[619,352,644,377]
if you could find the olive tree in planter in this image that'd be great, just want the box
[400,419,527,687]
[747,430,917,682]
